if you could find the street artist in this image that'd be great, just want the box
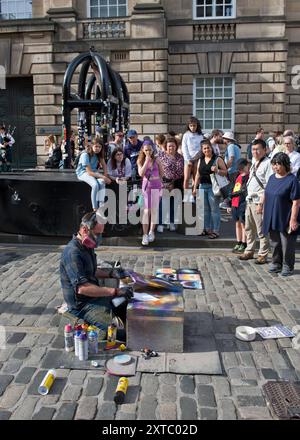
[60,211,132,340]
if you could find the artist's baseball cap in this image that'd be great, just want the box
[127,129,137,137]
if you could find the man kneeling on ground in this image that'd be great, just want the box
[60,211,131,341]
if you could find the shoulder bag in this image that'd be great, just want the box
[210,157,230,197]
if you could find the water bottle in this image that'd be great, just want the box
[88,331,98,355]
[74,330,82,357]
[64,324,74,352]
[78,333,88,361]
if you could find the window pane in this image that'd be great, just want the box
[224,120,232,129]
[119,6,126,16]
[224,110,232,119]
[205,89,213,98]
[215,78,223,87]
[206,120,213,129]
[224,78,232,86]
[196,110,204,119]
[214,100,223,109]
[215,110,222,118]
[216,6,224,16]
[205,78,213,87]
[224,88,232,97]
[205,101,213,109]
[215,120,222,127]
[206,6,213,17]
[196,89,204,98]
[215,88,222,97]
[196,78,204,87]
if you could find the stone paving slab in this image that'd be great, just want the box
[0,244,300,420]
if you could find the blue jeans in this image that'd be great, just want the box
[200,183,221,233]
[78,173,106,209]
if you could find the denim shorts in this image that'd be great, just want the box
[232,202,246,224]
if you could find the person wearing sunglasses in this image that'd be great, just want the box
[60,211,132,340]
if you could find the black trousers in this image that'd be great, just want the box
[269,230,297,270]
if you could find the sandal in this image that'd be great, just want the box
[208,232,219,239]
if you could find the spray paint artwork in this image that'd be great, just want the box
[155,268,203,290]
[125,271,183,312]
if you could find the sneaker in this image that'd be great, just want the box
[189,194,195,203]
[148,231,155,243]
[268,264,282,273]
[254,255,268,265]
[279,267,294,277]
[183,194,189,203]
[157,225,164,233]
[219,201,229,210]
[239,252,254,261]
[142,234,149,246]
[237,243,247,253]
[169,223,176,232]
[232,243,240,253]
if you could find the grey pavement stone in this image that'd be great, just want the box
[75,397,98,420]
[10,396,39,420]
[237,396,266,407]
[0,410,11,420]
[103,376,119,401]
[194,375,212,385]
[96,402,117,420]
[159,384,176,403]
[156,403,177,420]
[232,386,263,397]
[51,335,65,349]
[32,407,56,420]
[141,374,159,396]
[40,350,62,369]
[84,377,104,397]
[277,369,298,381]
[261,369,279,380]
[0,347,14,362]
[179,397,197,420]
[115,411,136,420]
[218,399,237,420]
[6,333,26,344]
[38,334,55,346]
[61,385,82,402]
[68,370,87,386]
[15,367,37,385]
[197,385,217,407]
[180,376,195,394]
[212,377,231,399]
[238,406,272,420]
[159,373,176,386]
[27,347,47,365]
[0,385,26,409]
[200,408,218,420]
[138,396,157,420]
[238,352,255,368]
[12,348,31,360]
[2,360,23,374]
[0,375,14,397]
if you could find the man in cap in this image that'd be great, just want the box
[60,211,131,340]
[124,129,143,179]
[223,131,241,182]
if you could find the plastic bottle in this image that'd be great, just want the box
[78,332,88,361]
[74,330,82,357]
[88,331,98,355]
[64,324,74,352]
[114,377,129,404]
[38,369,56,395]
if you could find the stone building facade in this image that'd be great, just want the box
[0,0,300,166]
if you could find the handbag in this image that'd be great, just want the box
[210,158,230,197]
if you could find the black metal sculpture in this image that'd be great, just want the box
[62,47,129,168]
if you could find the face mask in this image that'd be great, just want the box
[82,231,97,249]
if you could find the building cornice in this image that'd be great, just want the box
[0,18,56,35]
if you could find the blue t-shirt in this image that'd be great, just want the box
[76,152,98,177]
[263,173,300,235]
[225,143,241,175]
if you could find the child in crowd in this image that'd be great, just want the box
[227,159,250,253]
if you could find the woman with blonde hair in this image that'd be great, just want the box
[137,140,164,246]
[76,139,111,211]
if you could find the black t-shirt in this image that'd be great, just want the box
[199,157,215,184]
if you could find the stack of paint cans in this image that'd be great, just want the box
[72,323,100,361]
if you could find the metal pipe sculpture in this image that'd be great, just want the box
[62,47,129,168]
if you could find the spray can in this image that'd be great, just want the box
[64,324,74,352]
[38,369,57,395]
[81,323,89,333]
[107,323,117,348]
[78,333,88,361]
[74,330,82,357]
[88,331,98,355]
[114,377,129,404]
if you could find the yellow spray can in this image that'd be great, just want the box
[114,377,129,404]
[38,369,56,395]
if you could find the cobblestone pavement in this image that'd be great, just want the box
[0,244,300,421]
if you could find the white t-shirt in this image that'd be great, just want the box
[181,131,204,161]
[288,150,300,176]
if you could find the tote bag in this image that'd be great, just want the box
[210,158,230,196]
